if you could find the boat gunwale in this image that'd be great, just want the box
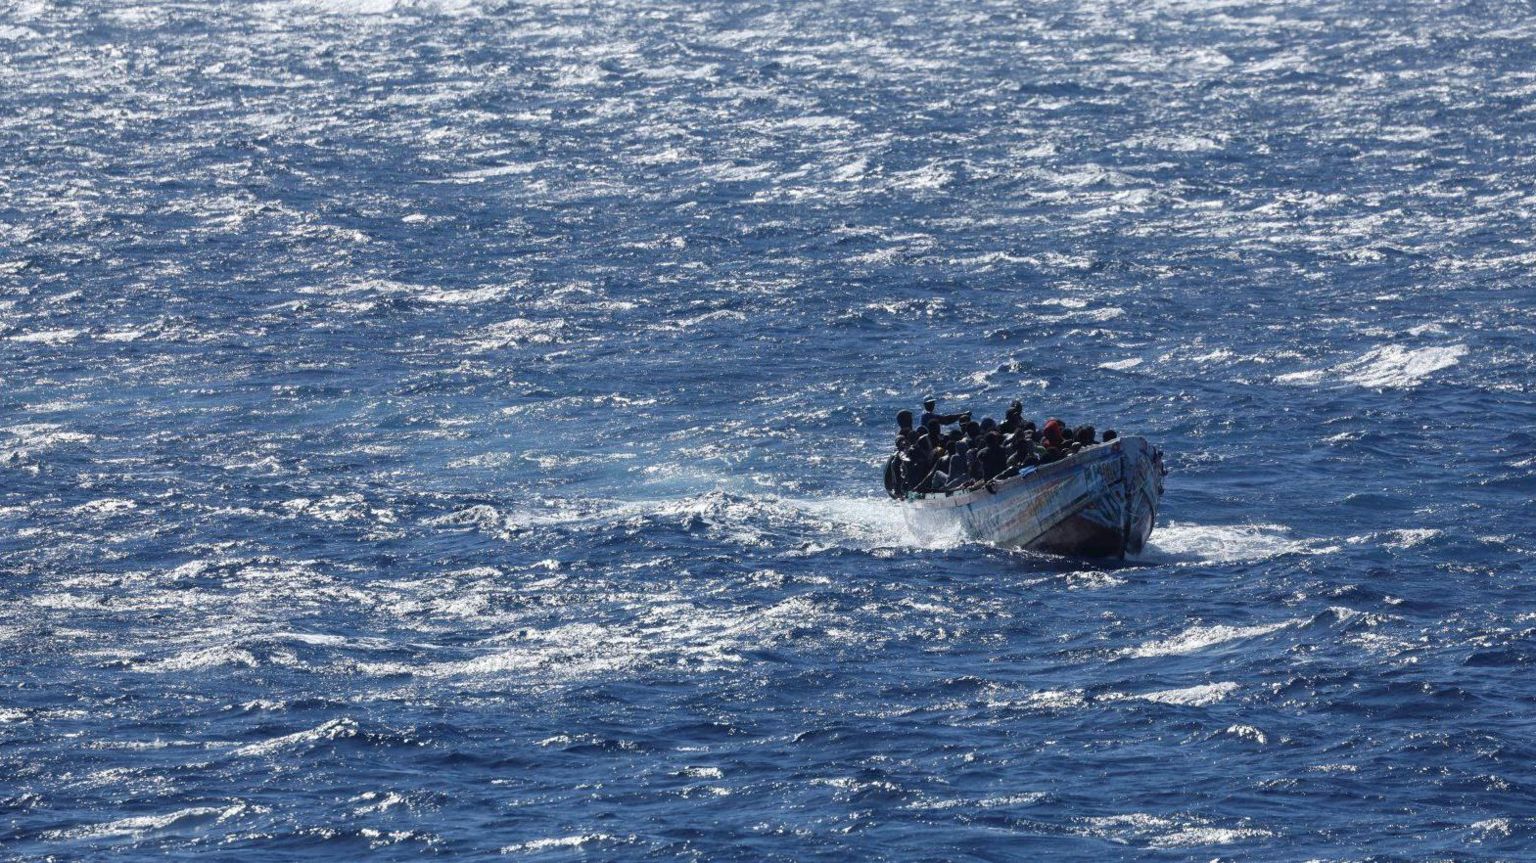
[898,438,1132,510]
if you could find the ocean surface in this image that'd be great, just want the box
[3,0,1535,859]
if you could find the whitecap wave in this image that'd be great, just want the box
[364,593,852,682]
[1140,522,1330,563]
[1277,343,1467,389]
[3,423,94,449]
[1153,825,1273,847]
[70,498,137,516]
[1123,619,1302,658]
[48,804,248,840]
[232,717,359,758]
[500,834,622,854]
[464,317,565,351]
[1098,357,1143,371]
[1343,344,1467,388]
[259,0,480,16]
[8,328,82,344]
[1129,681,1239,706]
[1224,724,1268,744]
[1081,811,1272,847]
[133,645,260,673]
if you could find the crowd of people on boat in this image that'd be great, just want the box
[883,397,1118,498]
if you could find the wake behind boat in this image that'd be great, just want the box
[883,397,1166,557]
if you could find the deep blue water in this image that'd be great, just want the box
[3,0,1536,859]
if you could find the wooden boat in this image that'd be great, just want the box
[898,436,1166,557]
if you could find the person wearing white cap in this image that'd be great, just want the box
[918,397,968,431]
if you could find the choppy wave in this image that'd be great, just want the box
[1123,620,1301,658]
[48,805,250,841]
[1139,522,1329,564]
[1277,343,1468,389]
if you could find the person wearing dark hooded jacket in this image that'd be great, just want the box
[966,448,985,483]
[1001,400,1024,434]
[1006,437,1039,475]
[884,438,909,498]
[978,431,1008,480]
[883,454,903,497]
[902,438,932,493]
[944,440,971,490]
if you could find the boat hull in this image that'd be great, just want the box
[899,437,1165,557]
